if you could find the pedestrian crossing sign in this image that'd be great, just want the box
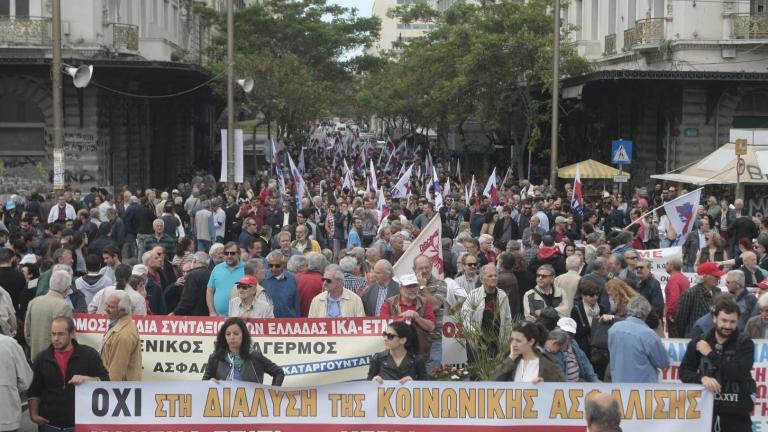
[611,140,633,165]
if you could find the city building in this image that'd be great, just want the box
[0,0,248,193]
[559,0,768,189]
[368,0,438,55]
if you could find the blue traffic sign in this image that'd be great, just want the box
[611,140,633,165]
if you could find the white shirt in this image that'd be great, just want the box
[514,357,540,382]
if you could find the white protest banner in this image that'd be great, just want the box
[661,338,768,431]
[74,314,387,385]
[393,213,443,280]
[75,380,712,432]
[638,246,682,271]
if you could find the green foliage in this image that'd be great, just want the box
[358,0,591,171]
[204,0,381,140]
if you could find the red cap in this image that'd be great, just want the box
[697,262,725,278]
[237,275,259,286]
[758,281,768,291]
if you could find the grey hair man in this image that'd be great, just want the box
[25,270,74,359]
[360,259,399,316]
[340,256,368,295]
[555,255,583,307]
[585,392,622,432]
[725,269,756,330]
[286,254,308,273]
[172,251,213,316]
[101,290,142,381]
[461,264,513,365]
[608,296,669,383]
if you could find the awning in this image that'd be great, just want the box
[651,140,768,185]
[558,159,629,179]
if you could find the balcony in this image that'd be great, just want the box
[623,18,664,51]
[731,13,768,39]
[103,22,139,54]
[0,16,51,46]
[604,33,616,55]
[623,27,636,52]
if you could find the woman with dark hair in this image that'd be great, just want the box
[171,237,194,271]
[490,321,564,383]
[570,279,608,358]
[88,264,147,315]
[203,317,284,384]
[367,321,427,383]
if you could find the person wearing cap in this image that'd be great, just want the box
[676,261,724,338]
[308,265,364,318]
[379,273,436,360]
[550,216,574,244]
[229,273,274,319]
[544,318,599,383]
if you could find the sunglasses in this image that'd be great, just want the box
[322,278,333,284]
[237,284,253,290]
[536,274,552,278]
[383,332,399,340]
[466,262,478,267]
[224,251,238,256]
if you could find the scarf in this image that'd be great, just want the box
[584,303,601,324]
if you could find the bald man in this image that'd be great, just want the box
[585,392,621,432]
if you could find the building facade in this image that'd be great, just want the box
[0,0,244,193]
[558,0,768,185]
[368,0,437,55]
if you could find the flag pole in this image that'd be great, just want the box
[621,187,704,231]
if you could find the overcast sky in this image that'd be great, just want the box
[329,0,375,17]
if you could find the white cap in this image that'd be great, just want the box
[397,274,418,286]
[557,317,578,334]
[131,264,148,277]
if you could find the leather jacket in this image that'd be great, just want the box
[202,351,285,385]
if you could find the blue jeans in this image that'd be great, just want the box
[427,339,442,376]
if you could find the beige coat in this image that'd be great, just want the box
[307,288,365,318]
[554,271,581,307]
[101,315,142,381]
[25,292,72,360]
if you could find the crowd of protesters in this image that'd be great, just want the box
[0,135,765,431]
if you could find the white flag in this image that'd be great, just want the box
[369,159,378,192]
[391,164,413,199]
[393,213,444,280]
[663,188,703,244]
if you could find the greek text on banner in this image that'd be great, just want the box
[75,380,712,432]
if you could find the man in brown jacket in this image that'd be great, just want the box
[101,290,142,381]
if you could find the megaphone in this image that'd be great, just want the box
[237,78,254,93]
[65,65,93,89]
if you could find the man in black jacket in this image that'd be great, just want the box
[28,316,109,431]
[679,296,756,432]
[172,252,212,316]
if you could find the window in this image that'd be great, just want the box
[15,0,28,18]
[590,0,598,40]
[575,0,582,39]
[608,0,616,34]
[163,0,168,29]
[0,95,45,154]
[628,0,636,25]
[0,0,9,16]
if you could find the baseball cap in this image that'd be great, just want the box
[398,274,418,286]
[237,275,259,286]
[131,264,148,277]
[758,280,768,291]
[557,317,578,334]
[555,216,569,225]
[697,262,725,278]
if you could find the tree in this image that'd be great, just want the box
[359,0,590,176]
[203,0,381,142]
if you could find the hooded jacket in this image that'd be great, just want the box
[528,246,566,276]
[75,273,114,306]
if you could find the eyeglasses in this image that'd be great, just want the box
[237,284,253,290]
[625,256,637,260]
[466,262,478,267]
[536,274,553,278]
[224,251,238,256]
[383,332,398,340]
[322,278,333,284]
